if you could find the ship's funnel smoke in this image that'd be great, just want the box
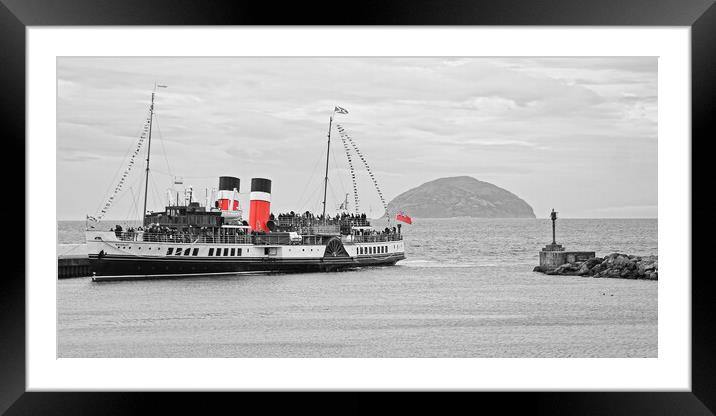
[249,178,272,232]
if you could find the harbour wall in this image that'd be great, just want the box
[539,250,596,269]
[58,255,91,279]
[534,252,658,280]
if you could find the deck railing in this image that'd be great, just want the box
[112,232,349,245]
[110,228,402,245]
[351,234,403,243]
[116,232,254,244]
[277,217,371,228]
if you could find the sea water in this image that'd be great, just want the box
[57,218,657,357]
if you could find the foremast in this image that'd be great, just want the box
[321,106,349,224]
[141,82,167,226]
[321,110,334,223]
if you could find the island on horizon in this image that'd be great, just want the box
[387,176,535,219]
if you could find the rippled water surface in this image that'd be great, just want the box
[58,218,657,357]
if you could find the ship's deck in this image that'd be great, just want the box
[104,231,403,245]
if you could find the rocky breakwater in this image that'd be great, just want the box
[534,253,658,280]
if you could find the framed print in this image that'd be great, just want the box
[3,0,714,413]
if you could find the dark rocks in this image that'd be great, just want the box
[534,253,658,280]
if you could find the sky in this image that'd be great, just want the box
[57,57,657,220]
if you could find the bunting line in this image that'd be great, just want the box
[335,123,390,221]
[89,111,152,222]
[336,124,360,214]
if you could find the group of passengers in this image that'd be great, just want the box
[275,211,369,226]
[353,224,402,241]
[110,223,249,243]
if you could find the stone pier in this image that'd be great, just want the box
[534,209,595,272]
[58,255,91,279]
[538,244,595,272]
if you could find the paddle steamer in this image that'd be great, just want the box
[86,88,406,281]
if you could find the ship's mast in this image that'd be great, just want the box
[141,83,167,225]
[321,109,336,223]
[141,85,156,226]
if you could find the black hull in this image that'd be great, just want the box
[89,254,404,281]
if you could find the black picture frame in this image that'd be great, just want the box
[3,0,712,413]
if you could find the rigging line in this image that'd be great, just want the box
[135,162,147,220]
[296,184,318,213]
[135,166,149,221]
[109,171,138,211]
[329,135,348,204]
[149,174,165,214]
[336,125,360,214]
[297,183,321,214]
[346,133,388,215]
[95,111,148,214]
[327,180,342,215]
[295,149,324,211]
[94,109,151,215]
[147,168,173,177]
[152,112,174,179]
[331,141,346,211]
[122,173,145,223]
[148,166,174,190]
[126,186,138,223]
[95,111,153,221]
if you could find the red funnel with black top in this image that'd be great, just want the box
[249,178,271,232]
[216,176,240,211]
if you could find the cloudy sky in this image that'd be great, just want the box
[57,57,657,220]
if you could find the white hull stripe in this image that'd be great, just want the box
[249,191,271,202]
[93,270,273,281]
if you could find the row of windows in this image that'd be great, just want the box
[208,247,243,257]
[166,247,200,256]
[359,245,388,255]
[164,247,245,257]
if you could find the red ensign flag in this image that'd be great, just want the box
[396,211,412,224]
